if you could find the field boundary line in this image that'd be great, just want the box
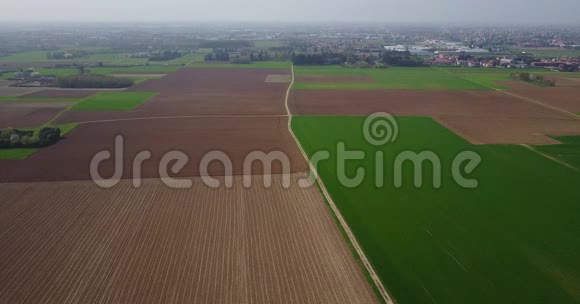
[432,116,484,145]
[67,114,288,125]
[433,67,580,121]
[284,64,396,304]
[521,144,579,172]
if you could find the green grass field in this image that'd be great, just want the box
[0,148,38,160]
[188,61,291,69]
[536,136,580,170]
[0,50,147,64]
[294,66,489,90]
[72,92,157,111]
[37,66,179,77]
[149,49,212,65]
[56,123,80,135]
[2,66,178,83]
[292,116,580,304]
[511,48,580,58]
[0,51,51,62]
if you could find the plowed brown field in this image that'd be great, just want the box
[290,89,564,117]
[55,68,290,124]
[0,176,378,304]
[0,101,72,128]
[502,80,580,113]
[291,89,580,144]
[0,116,307,182]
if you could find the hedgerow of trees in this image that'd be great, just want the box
[291,52,347,65]
[291,50,425,67]
[0,127,61,148]
[380,50,425,67]
[204,50,231,61]
[149,50,182,61]
[57,74,134,88]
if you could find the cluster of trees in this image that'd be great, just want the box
[205,48,279,64]
[204,50,231,62]
[380,50,426,67]
[0,127,61,149]
[557,64,579,72]
[511,72,556,87]
[292,50,425,67]
[512,55,538,65]
[149,50,182,61]
[249,50,271,61]
[46,50,89,60]
[57,74,134,88]
[291,52,347,65]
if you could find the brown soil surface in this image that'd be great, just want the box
[0,176,378,304]
[296,76,375,83]
[435,116,580,145]
[502,80,580,113]
[265,74,291,83]
[0,117,307,182]
[56,68,291,123]
[547,76,580,88]
[290,89,565,118]
[291,89,580,144]
[0,102,71,128]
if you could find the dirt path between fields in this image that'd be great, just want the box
[285,65,396,304]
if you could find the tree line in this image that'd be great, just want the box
[291,50,426,67]
[57,74,134,88]
[0,127,61,149]
[149,50,182,61]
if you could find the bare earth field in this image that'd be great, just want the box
[0,176,377,304]
[502,80,580,113]
[0,116,307,182]
[128,68,289,116]
[0,66,381,303]
[291,89,580,144]
[0,101,72,128]
[435,116,580,144]
[1,67,306,182]
[54,68,290,124]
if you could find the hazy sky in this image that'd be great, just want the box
[3,0,579,24]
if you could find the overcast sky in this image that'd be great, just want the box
[3,0,579,24]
